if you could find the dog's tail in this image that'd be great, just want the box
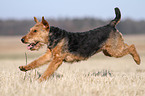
[109,7,121,27]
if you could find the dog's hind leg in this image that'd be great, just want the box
[19,49,52,71]
[103,31,140,65]
[128,44,141,65]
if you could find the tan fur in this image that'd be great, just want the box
[64,53,86,63]
[102,30,140,64]
[19,49,52,71]
[22,22,49,44]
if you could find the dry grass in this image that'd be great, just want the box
[0,35,145,96]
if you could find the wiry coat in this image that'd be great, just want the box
[48,25,115,58]
[48,8,121,59]
[19,8,140,82]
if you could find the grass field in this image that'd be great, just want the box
[0,35,145,96]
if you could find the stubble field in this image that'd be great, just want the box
[0,35,145,96]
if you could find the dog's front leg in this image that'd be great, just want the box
[19,49,52,72]
[38,56,64,82]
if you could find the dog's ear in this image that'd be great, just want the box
[34,17,39,23]
[41,16,49,30]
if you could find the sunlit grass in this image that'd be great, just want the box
[0,35,145,96]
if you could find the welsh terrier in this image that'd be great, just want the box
[19,7,140,82]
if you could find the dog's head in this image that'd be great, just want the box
[21,16,50,51]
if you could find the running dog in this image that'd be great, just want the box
[19,7,141,82]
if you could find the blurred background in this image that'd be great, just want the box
[0,0,145,35]
[0,0,145,60]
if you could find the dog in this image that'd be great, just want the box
[19,7,141,82]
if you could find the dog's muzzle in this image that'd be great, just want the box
[21,38,25,43]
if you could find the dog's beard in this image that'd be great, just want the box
[27,41,44,51]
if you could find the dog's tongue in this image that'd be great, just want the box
[27,44,33,50]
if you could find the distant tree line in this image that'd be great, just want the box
[0,18,145,36]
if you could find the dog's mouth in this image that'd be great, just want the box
[27,41,43,51]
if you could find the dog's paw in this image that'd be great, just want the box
[19,66,28,72]
[38,75,48,82]
[38,77,44,82]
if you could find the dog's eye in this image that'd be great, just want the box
[33,30,37,32]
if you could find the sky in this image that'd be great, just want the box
[0,0,145,20]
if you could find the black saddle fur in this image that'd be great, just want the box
[48,7,121,58]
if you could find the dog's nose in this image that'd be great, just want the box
[21,38,25,43]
